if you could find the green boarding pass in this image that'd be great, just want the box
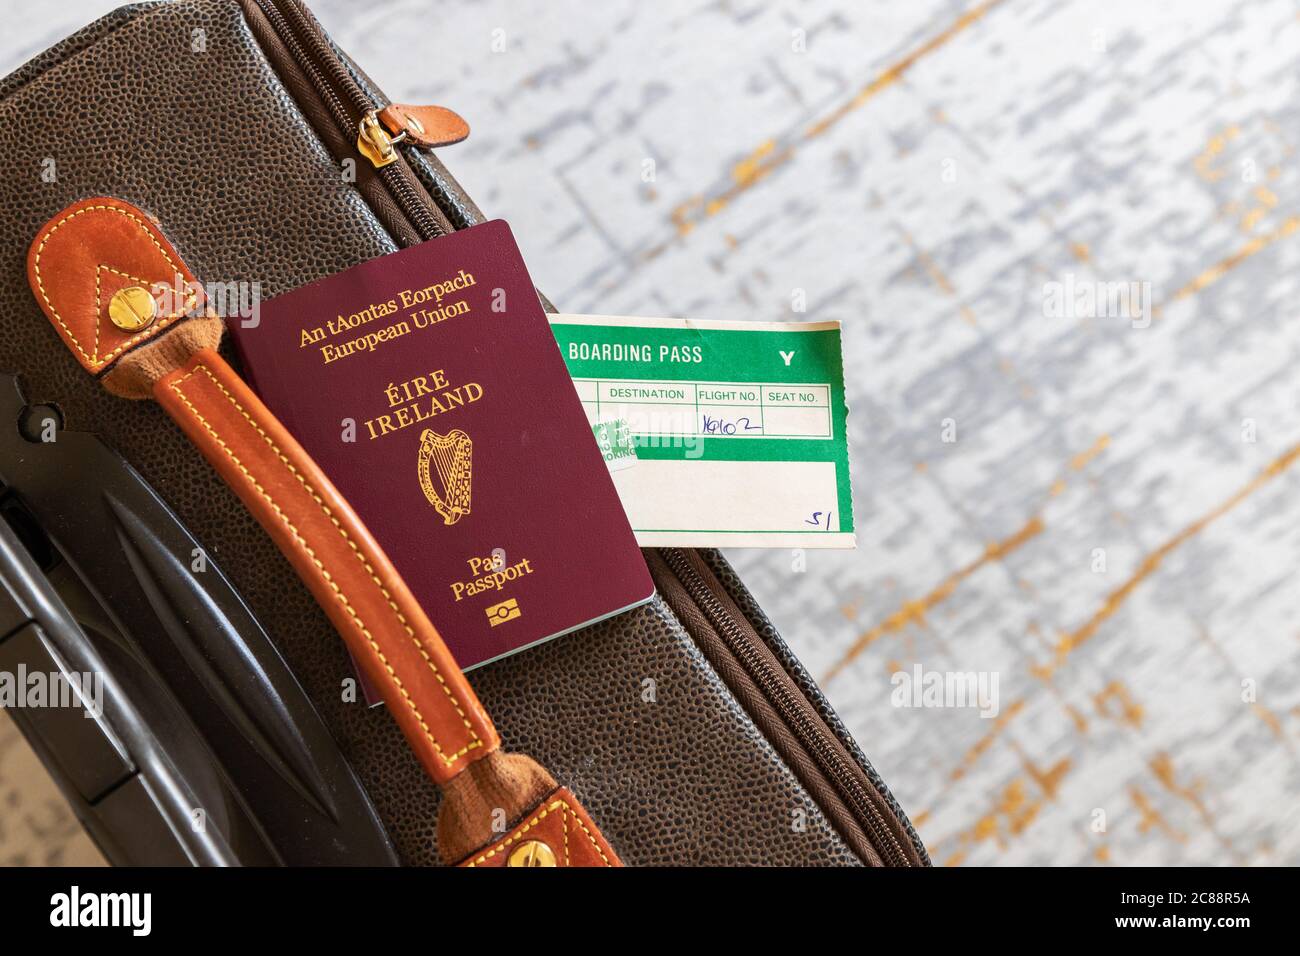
[551,314,855,548]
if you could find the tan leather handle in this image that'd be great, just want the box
[156,347,498,784]
[26,196,622,865]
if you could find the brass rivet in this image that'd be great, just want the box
[506,840,557,867]
[108,286,157,332]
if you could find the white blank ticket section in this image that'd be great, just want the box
[550,315,856,548]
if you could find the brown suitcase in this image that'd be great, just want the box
[0,0,927,866]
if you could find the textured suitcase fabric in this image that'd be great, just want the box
[0,0,925,865]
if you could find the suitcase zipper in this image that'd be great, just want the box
[255,0,447,239]
[658,548,916,867]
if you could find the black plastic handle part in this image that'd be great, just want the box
[0,373,396,866]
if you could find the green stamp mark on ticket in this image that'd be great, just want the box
[551,314,855,548]
[591,416,637,471]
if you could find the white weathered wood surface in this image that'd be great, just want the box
[2,0,1297,866]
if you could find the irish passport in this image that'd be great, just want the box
[229,220,653,669]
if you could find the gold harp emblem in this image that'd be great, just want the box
[417,428,472,525]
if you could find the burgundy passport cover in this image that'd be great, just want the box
[229,220,653,669]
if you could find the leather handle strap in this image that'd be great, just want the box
[155,347,499,785]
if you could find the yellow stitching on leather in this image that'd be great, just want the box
[172,364,483,747]
[466,799,611,867]
[561,804,570,865]
[562,802,611,866]
[166,366,475,767]
[164,370,465,765]
[32,204,185,368]
[167,364,481,767]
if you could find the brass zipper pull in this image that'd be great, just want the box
[357,103,471,168]
[357,109,400,167]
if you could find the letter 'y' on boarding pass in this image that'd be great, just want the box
[550,314,856,549]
